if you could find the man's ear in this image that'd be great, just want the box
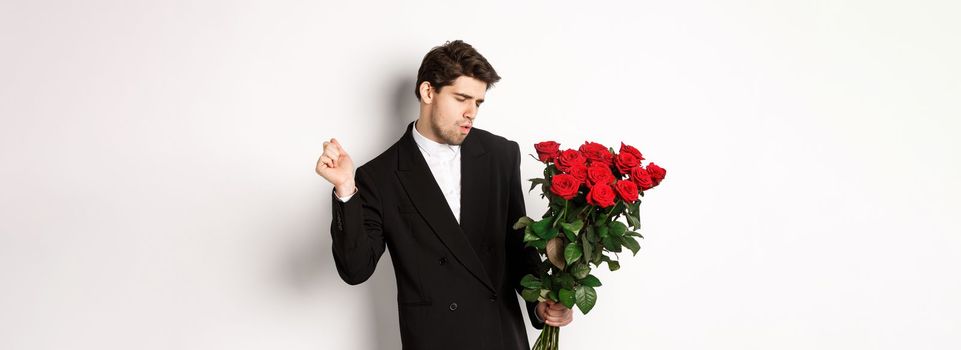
[420,81,434,104]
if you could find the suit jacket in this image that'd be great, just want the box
[331,120,545,350]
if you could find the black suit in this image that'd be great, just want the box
[331,121,545,350]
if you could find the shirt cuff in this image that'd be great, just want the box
[534,304,544,322]
[334,187,358,202]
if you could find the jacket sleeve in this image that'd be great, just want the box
[330,166,386,285]
[505,141,547,330]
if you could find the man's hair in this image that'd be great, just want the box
[414,40,501,100]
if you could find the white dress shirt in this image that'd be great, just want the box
[335,120,462,224]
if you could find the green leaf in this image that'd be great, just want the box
[602,235,622,252]
[584,225,597,241]
[521,288,541,302]
[626,211,639,229]
[609,221,627,237]
[556,274,575,289]
[559,288,576,309]
[537,224,559,239]
[596,224,609,239]
[520,274,542,289]
[607,260,620,271]
[532,218,551,235]
[571,262,590,279]
[523,226,539,242]
[575,285,597,314]
[581,236,593,263]
[560,220,582,242]
[564,242,582,265]
[579,274,602,287]
[513,216,533,230]
[627,231,644,238]
[561,220,584,234]
[528,239,547,250]
[621,235,641,256]
[542,275,553,290]
[528,178,545,192]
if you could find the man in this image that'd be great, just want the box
[315,40,573,350]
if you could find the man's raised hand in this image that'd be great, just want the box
[315,138,356,197]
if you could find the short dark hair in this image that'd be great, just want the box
[414,40,501,100]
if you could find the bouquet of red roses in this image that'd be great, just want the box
[513,141,666,350]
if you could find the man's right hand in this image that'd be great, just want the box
[315,138,356,197]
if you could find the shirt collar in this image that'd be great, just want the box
[412,119,460,159]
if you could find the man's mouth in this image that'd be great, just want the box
[460,124,471,133]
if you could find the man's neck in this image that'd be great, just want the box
[415,118,446,145]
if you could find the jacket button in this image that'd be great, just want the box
[449,302,458,311]
[489,294,497,302]
[438,257,448,265]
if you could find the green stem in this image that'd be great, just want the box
[551,326,555,349]
[554,325,560,349]
[577,205,590,220]
[605,204,617,219]
[559,201,569,225]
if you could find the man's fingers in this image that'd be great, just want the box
[320,155,334,168]
[326,147,341,161]
[543,315,568,326]
[331,138,349,158]
[546,308,567,317]
[322,140,341,160]
[543,309,574,327]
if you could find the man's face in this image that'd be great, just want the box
[424,75,487,145]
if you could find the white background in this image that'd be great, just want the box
[2,0,959,349]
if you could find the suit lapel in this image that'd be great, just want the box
[458,129,491,259]
[395,121,495,293]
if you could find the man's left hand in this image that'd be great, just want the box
[536,300,574,327]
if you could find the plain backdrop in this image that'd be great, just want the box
[1,0,959,349]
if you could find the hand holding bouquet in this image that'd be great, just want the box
[514,141,667,350]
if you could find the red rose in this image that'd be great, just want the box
[587,183,616,208]
[578,141,613,166]
[550,173,579,200]
[567,163,588,185]
[614,179,639,203]
[554,149,586,173]
[534,141,560,163]
[647,162,666,187]
[619,142,644,162]
[630,166,654,191]
[586,163,616,188]
[614,152,641,175]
